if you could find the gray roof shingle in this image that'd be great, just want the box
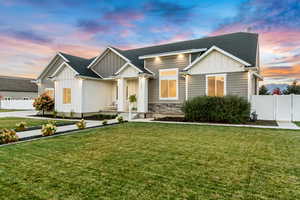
[59,53,100,78]
[117,32,258,70]
[0,76,38,92]
[57,32,258,78]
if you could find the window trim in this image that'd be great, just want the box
[205,74,227,96]
[63,88,72,104]
[159,68,179,100]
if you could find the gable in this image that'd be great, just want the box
[91,49,127,78]
[117,64,140,78]
[55,64,77,81]
[189,50,245,75]
[38,55,65,82]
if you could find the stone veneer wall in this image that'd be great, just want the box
[148,103,183,114]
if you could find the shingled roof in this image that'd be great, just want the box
[55,32,258,78]
[59,53,100,78]
[116,32,258,70]
[0,76,38,92]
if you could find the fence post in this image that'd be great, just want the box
[274,95,277,121]
[291,94,294,121]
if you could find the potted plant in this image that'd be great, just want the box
[128,94,137,120]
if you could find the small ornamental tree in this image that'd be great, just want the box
[33,93,54,115]
[272,88,282,95]
[283,81,300,95]
[259,85,269,95]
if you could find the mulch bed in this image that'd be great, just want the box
[154,117,278,126]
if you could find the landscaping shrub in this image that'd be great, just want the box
[116,115,124,123]
[0,129,18,144]
[33,93,54,115]
[41,123,57,136]
[76,119,86,129]
[15,121,27,132]
[182,96,250,124]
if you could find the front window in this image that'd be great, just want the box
[206,75,226,97]
[159,68,178,100]
[63,88,71,104]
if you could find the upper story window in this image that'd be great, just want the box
[159,68,178,100]
[206,74,226,97]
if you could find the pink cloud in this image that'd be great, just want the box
[103,11,144,27]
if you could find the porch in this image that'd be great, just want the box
[102,76,149,114]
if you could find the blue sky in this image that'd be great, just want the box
[0,0,299,84]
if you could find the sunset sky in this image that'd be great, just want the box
[0,0,299,85]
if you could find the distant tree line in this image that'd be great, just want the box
[259,80,300,95]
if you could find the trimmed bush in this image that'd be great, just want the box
[76,119,86,129]
[116,116,124,123]
[0,129,18,144]
[182,96,250,124]
[41,123,57,136]
[15,121,27,132]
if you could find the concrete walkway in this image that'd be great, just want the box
[17,119,118,139]
[277,121,299,129]
[132,118,300,130]
[0,110,37,118]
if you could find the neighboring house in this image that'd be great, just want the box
[0,76,38,100]
[36,32,263,116]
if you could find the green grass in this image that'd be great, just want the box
[0,109,23,112]
[0,123,299,199]
[0,117,74,129]
[294,122,300,127]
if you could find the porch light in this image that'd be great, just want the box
[178,54,184,58]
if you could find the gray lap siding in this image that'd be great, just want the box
[188,71,249,100]
[145,54,189,104]
[145,55,249,114]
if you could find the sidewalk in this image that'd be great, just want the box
[132,118,300,130]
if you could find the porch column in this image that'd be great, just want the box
[138,77,148,113]
[117,78,126,112]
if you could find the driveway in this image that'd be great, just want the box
[0,110,38,118]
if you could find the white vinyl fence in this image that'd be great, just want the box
[0,100,35,110]
[251,95,300,121]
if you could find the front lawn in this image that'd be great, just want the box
[0,123,299,199]
[0,117,74,129]
[0,109,23,112]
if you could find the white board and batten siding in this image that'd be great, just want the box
[54,64,115,114]
[81,79,114,113]
[251,95,300,121]
[189,50,244,75]
[54,65,83,113]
